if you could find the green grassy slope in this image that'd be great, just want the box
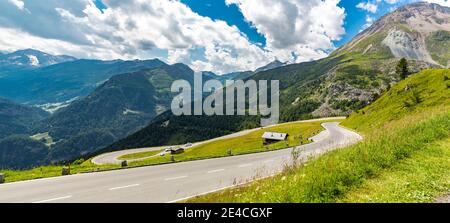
[187,69,450,203]
[0,160,119,183]
[343,69,450,133]
[340,138,450,202]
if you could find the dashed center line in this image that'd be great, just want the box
[165,176,188,181]
[109,184,140,191]
[207,169,225,174]
[32,195,72,203]
[238,164,253,168]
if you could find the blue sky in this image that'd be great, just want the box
[180,0,266,46]
[0,0,447,74]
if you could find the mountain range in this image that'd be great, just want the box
[38,63,200,162]
[0,49,282,167]
[105,2,450,152]
[0,49,76,72]
[0,55,167,105]
[1,2,449,169]
[255,60,288,73]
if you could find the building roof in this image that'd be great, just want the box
[262,132,288,141]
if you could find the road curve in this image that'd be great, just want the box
[92,117,347,165]
[0,122,361,203]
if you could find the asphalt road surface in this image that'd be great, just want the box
[0,122,361,203]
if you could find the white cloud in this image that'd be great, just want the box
[360,15,375,32]
[225,0,346,63]
[395,0,450,6]
[374,0,450,8]
[0,0,347,73]
[424,0,450,6]
[0,27,123,59]
[385,0,400,4]
[7,0,24,10]
[357,1,379,13]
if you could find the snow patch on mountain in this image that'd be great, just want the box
[36,97,78,113]
[123,108,143,115]
[0,49,76,70]
[27,55,40,66]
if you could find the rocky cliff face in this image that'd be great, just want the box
[382,29,433,63]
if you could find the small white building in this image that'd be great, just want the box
[262,132,289,145]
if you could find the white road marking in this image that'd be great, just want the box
[32,195,72,203]
[263,159,275,163]
[109,184,140,191]
[207,169,225,174]
[238,164,253,168]
[165,176,188,181]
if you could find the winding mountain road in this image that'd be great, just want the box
[92,117,347,165]
[0,122,361,203]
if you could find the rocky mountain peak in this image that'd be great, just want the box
[383,2,450,33]
[255,60,287,73]
[0,49,77,69]
[336,2,450,67]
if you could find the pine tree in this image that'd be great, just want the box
[396,58,409,79]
